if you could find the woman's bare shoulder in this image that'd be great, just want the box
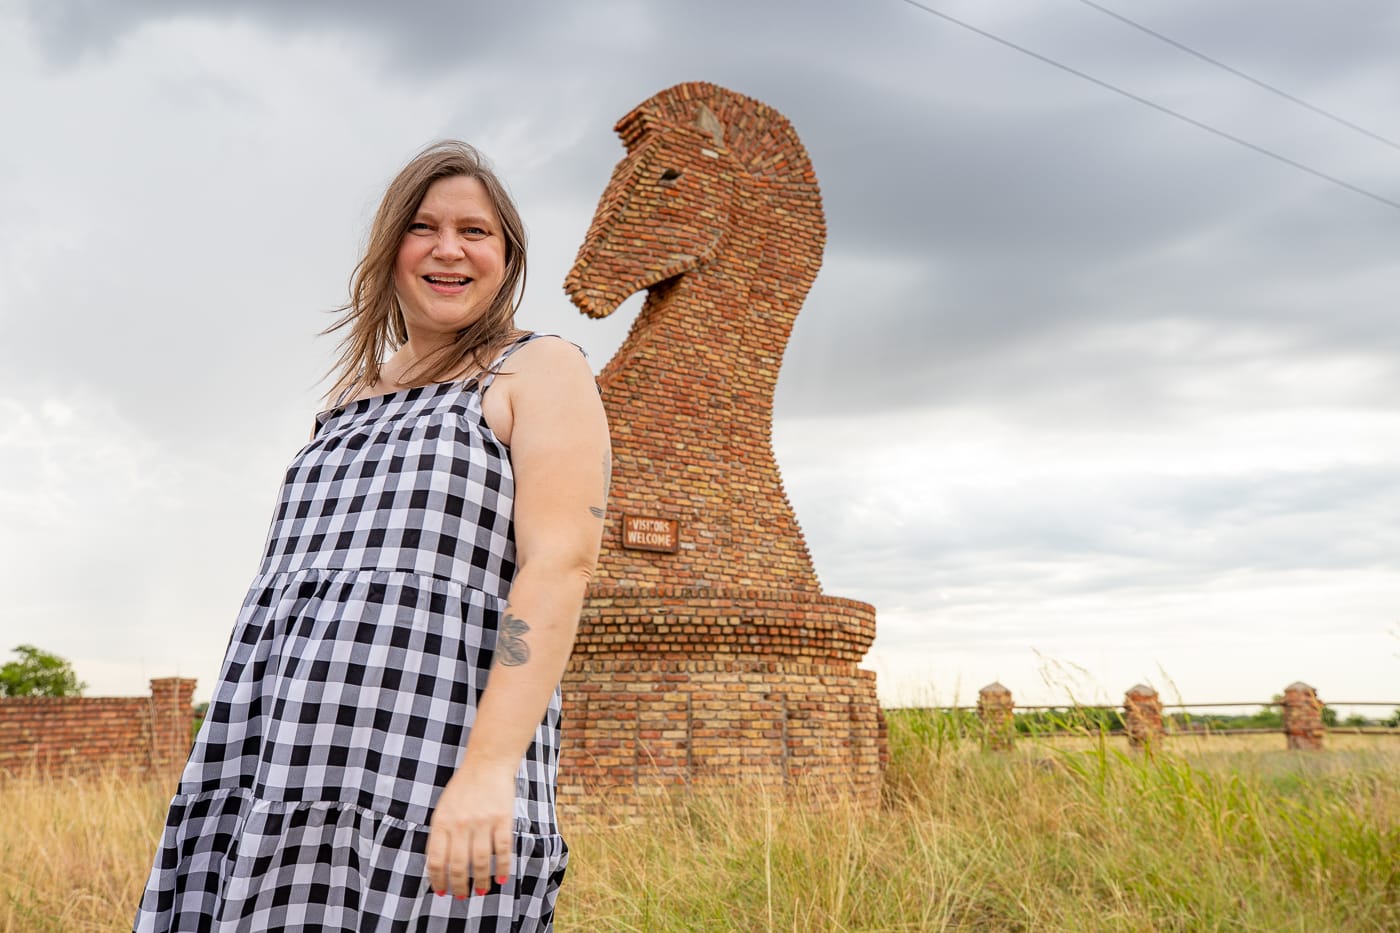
[496,335,594,392]
[483,335,599,445]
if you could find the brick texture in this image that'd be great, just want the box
[1282,681,1325,750]
[1123,684,1165,750]
[0,677,196,775]
[561,81,885,813]
[977,682,1016,751]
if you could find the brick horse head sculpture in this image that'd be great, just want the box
[559,82,884,809]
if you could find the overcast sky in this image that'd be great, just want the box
[2,0,1397,716]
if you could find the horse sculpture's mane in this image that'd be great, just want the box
[613,84,823,231]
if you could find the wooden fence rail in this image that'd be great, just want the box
[908,682,1399,752]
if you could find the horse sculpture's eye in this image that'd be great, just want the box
[659,168,682,183]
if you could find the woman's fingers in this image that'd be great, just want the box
[468,820,506,894]
[492,824,514,886]
[425,827,449,896]
[428,820,513,898]
[447,827,473,897]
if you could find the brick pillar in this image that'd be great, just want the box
[149,678,197,769]
[1123,684,1164,750]
[977,682,1015,751]
[1282,681,1325,750]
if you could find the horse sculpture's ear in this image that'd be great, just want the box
[616,108,661,149]
[694,104,725,149]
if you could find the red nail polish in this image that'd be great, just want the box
[456,894,466,900]
[495,875,507,885]
[475,887,487,896]
[435,890,445,897]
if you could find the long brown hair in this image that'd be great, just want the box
[324,140,528,402]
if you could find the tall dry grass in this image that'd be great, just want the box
[0,765,173,932]
[560,718,1399,931]
[1,715,1396,931]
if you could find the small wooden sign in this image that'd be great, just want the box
[621,514,679,553]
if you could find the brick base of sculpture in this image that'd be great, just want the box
[558,82,885,814]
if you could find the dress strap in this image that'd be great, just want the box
[311,372,362,440]
[477,332,548,393]
[329,368,366,410]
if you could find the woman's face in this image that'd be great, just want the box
[393,174,508,342]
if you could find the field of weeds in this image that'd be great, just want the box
[1,711,1395,931]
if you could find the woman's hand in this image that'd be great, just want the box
[425,762,517,898]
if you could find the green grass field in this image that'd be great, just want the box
[2,711,1395,931]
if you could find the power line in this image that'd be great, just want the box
[895,0,1400,212]
[1077,0,1400,153]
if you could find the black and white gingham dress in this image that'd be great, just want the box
[135,334,567,932]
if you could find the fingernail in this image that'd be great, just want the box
[495,875,507,885]
[456,894,466,900]
[475,887,487,896]
[435,890,446,897]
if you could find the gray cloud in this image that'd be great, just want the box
[800,464,1400,596]
[18,0,605,69]
[3,0,1397,703]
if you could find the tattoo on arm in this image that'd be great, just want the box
[496,612,531,667]
[588,453,612,519]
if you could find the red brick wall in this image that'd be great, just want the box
[561,81,884,812]
[0,677,196,774]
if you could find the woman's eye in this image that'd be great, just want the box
[407,222,433,234]
[462,226,487,237]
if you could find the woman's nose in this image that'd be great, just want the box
[432,232,466,259]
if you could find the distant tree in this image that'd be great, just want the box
[1244,704,1283,730]
[0,645,87,697]
[1013,707,1123,735]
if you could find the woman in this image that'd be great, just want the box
[134,141,610,931]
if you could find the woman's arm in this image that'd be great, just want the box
[426,337,609,899]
